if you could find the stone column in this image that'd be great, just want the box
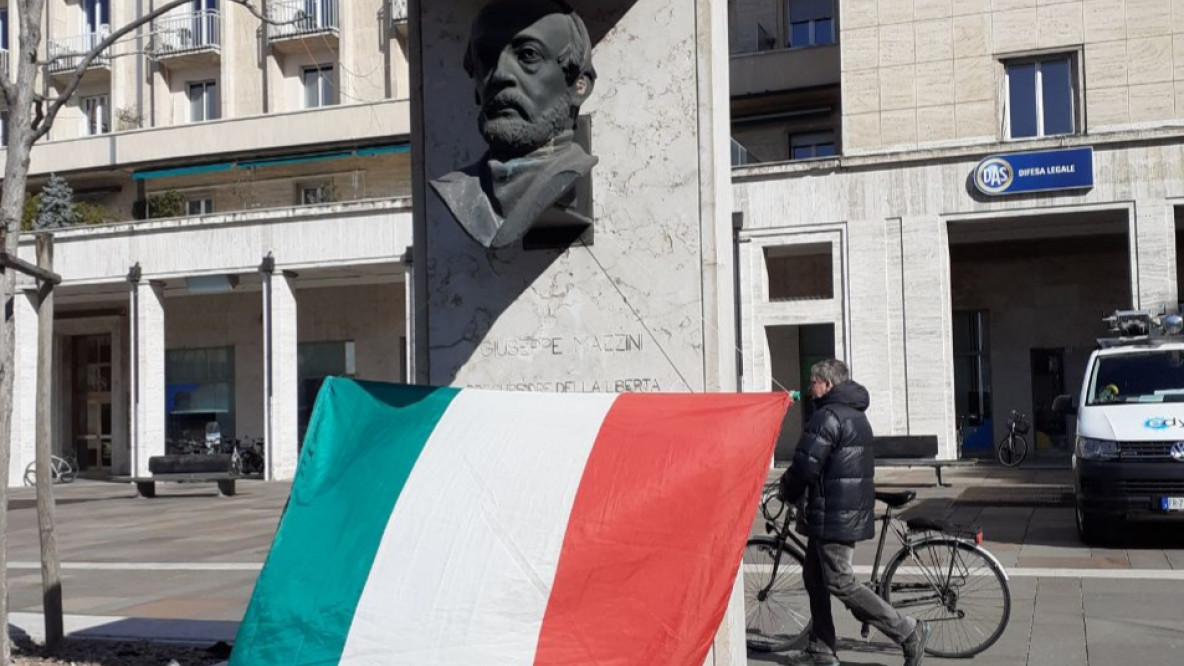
[1132,200,1178,312]
[130,281,166,478]
[900,216,956,459]
[263,272,300,481]
[8,292,39,487]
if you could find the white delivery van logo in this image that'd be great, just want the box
[1144,417,1184,430]
[1172,442,1184,461]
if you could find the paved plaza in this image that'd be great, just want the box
[4,466,1184,665]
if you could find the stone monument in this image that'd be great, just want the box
[408,0,742,661]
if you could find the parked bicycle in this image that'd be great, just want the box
[229,437,265,477]
[22,454,78,486]
[997,410,1029,467]
[745,485,1011,658]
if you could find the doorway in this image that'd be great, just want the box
[767,323,836,462]
[71,334,113,474]
[1031,348,1069,454]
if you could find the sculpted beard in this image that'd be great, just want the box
[479,87,575,159]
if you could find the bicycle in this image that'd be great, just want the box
[744,485,1011,658]
[22,455,78,486]
[996,410,1029,467]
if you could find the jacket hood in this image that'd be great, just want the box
[817,380,870,412]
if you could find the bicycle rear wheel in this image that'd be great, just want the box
[882,539,1011,658]
[743,537,809,653]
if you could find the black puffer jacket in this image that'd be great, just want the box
[778,380,876,542]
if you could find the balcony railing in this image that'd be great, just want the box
[391,0,408,24]
[268,0,339,40]
[47,28,112,74]
[152,9,221,58]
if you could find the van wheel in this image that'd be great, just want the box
[1076,503,1108,545]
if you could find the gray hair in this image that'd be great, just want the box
[810,359,849,386]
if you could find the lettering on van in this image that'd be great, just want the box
[1144,417,1184,430]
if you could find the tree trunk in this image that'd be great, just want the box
[34,234,62,651]
[1,2,49,660]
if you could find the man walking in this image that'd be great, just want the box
[778,359,930,665]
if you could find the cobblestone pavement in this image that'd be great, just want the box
[5,466,1184,665]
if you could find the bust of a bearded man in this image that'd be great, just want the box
[430,0,597,249]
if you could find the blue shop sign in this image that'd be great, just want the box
[972,147,1094,196]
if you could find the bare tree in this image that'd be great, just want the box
[0,1,275,660]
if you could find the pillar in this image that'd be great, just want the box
[8,291,39,487]
[263,271,299,481]
[1132,200,1178,312]
[130,281,166,478]
[900,216,957,459]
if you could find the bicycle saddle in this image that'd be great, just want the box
[875,490,915,507]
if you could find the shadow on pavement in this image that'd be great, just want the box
[748,637,896,666]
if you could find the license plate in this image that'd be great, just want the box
[1161,497,1184,511]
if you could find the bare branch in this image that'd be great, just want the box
[31,0,270,143]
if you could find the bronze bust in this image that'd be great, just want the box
[430,0,597,249]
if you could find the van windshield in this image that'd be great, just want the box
[1089,351,1184,405]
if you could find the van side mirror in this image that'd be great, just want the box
[1052,394,1078,416]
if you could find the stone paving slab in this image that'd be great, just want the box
[5,466,1184,665]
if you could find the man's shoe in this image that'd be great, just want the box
[902,620,931,666]
[787,651,841,666]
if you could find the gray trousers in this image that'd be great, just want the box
[803,538,916,655]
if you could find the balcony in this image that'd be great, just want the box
[391,0,407,24]
[730,44,840,97]
[268,0,338,53]
[47,29,112,80]
[151,9,221,68]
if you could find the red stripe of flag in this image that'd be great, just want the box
[533,392,789,665]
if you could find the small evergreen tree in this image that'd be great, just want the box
[34,174,78,230]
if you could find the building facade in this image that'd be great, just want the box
[5,0,413,486]
[731,0,1184,461]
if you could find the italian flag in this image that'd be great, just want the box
[231,378,788,665]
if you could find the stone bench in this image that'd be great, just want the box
[874,435,976,487]
[113,453,238,498]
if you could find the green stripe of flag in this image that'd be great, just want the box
[230,378,460,665]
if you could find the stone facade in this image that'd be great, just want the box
[735,134,1184,459]
[836,0,1184,153]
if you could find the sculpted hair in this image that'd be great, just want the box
[810,359,850,386]
[464,0,597,87]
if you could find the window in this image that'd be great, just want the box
[186,197,214,216]
[1,110,8,148]
[188,80,219,122]
[298,341,355,444]
[789,131,836,160]
[302,64,337,108]
[1,9,10,50]
[1005,55,1076,139]
[165,346,235,451]
[785,0,834,49]
[81,94,109,135]
[765,243,834,301]
[300,182,334,205]
[85,0,110,34]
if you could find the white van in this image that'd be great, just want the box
[1056,311,1184,543]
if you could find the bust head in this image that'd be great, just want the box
[464,0,596,161]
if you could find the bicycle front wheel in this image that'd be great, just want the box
[882,539,1011,658]
[997,434,1026,467]
[743,537,809,653]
